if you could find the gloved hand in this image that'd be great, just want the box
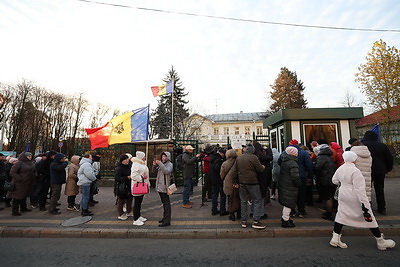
[361,203,373,222]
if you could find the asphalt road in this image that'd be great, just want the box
[0,237,398,266]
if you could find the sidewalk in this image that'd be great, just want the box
[1,178,399,239]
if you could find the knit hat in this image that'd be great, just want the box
[136,151,146,160]
[125,153,133,159]
[343,151,357,163]
[289,139,299,145]
[285,146,298,157]
[246,144,255,154]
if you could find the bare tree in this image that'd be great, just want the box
[89,103,112,128]
[341,89,355,107]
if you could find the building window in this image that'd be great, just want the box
[213,127,219,135]
[224,127,229,135]
[303,123,338,149]
[245,126,250,135]
[256,126,262,135]
[234,127,240,135]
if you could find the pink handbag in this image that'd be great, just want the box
[132,177,149,195]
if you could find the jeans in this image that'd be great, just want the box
[212,183,226,213]
[81,184,91,210]
[239,184,263,221]
[159,192,171,224]
[183,178,192,204]
[48,184,61,212]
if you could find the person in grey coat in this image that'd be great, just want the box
[154,151,173,227]
[278,147,301,228]
[181,145,201,208]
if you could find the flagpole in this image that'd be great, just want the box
[171,79,175,139]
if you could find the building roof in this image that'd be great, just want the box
[356,105,400,127]
[206,112,269,123]
[264,107,364,127]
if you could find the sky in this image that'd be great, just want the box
[1,0,399,120]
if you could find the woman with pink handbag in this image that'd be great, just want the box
[130,151,150,226]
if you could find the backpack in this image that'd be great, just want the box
[175,154,184,171]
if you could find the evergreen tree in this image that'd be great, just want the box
[150,66,189,139]
[269,67,308,112]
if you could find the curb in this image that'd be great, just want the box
[1,225,399,239]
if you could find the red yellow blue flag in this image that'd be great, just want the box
[151,80,173,97]
[85,106,149,150]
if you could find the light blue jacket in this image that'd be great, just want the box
[77,157,97,186]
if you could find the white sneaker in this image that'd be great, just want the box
[118,214,128,220]
[126,212,133,217]
[138,216,147,222]
[133,219,144,226]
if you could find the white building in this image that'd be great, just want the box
[185,111,270,146]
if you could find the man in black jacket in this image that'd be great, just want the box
[362,130,394,215]
[210,148,228,216]
[48,153,67,215]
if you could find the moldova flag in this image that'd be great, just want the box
[151,80,173,97]
[85,106,149,150]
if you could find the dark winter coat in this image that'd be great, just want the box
[362,131,394,176]
[233,151,265,185]
[278,145,314,180]
[36,150,57,183]
[278,153,301,209]
[114,161,132,199]
[256,149,273,198]
[314,146,336,187]
[50,153,67,185]
[182,151,200,179]
[209,153,225,186]
[10,153,36,199]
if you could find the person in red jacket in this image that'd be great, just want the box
[331,142,344,168]
[201,145,214,203]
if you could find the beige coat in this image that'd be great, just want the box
[350,146,372,201]
[64,155,80,196]
[220,149,237,196]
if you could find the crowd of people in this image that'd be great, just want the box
[0,129,396,250]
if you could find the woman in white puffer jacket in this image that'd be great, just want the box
[130,151,150,226]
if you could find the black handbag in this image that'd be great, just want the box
[117,182,128,196]
[4,180,15,191]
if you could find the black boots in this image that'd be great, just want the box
[12,206,21,216]
[281,218,295,228]
[81,209,93,216]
